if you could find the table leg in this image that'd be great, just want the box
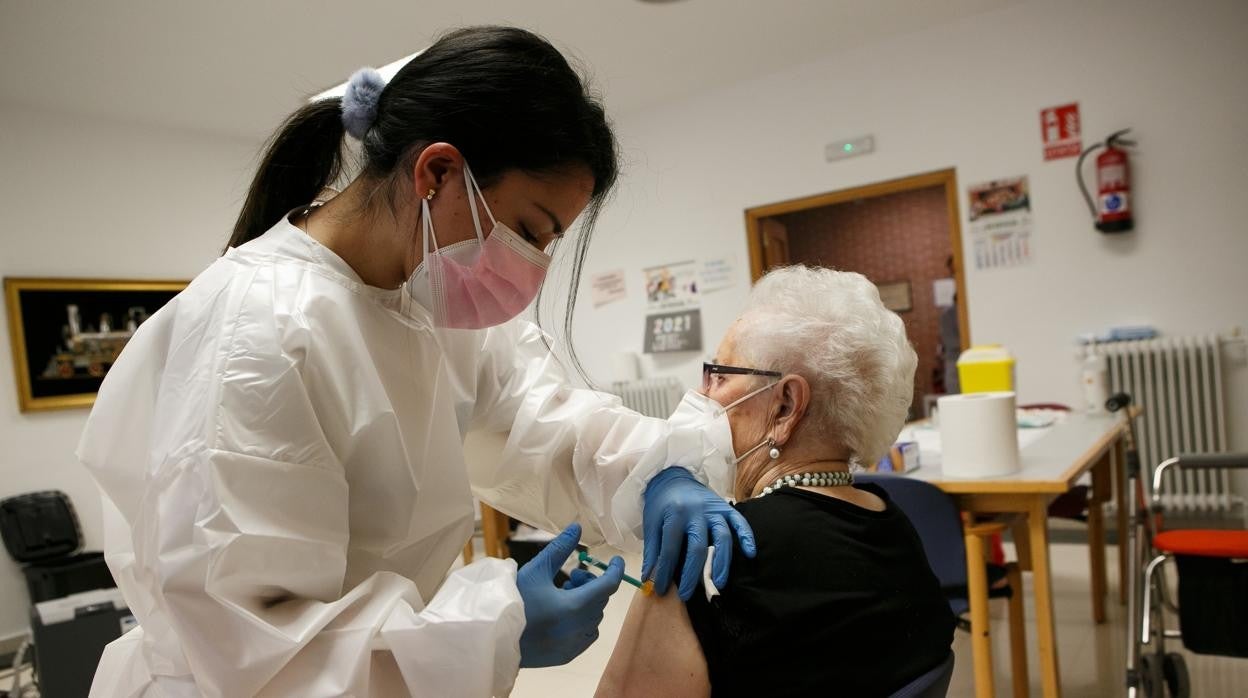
[480,502,510,559]
[1113,437,1128,605]
[965,529,996,698]
[1005,563,1030,698]
[1089,452,1111,624]
[1028,498,1063,698]
[1011,519,1033,572]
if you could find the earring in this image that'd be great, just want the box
[425,188,436,200]
[768,439,781,460]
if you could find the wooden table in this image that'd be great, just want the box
[902,412,1129,698]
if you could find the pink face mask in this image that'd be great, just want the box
[407,165,552,329]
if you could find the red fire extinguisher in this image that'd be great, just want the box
[1077,128,1136,233]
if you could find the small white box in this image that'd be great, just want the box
[877,441,920,473]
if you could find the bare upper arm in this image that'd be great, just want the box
[595,589,711,698]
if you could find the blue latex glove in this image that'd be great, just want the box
[517,523,624,668]
[641,467,757,600]
[561,568,598,590]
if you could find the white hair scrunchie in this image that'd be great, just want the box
[340,67,385,140]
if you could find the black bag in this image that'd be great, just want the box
[1175,553,1248,658]
[0,490,116,603]
[0,490,83,563]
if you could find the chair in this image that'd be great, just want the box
[858,474,1028,698]
[890,651,955,698]
[1127,453,1248,697]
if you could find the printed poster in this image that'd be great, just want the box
[642,260,702,353]
[643,260,699,312]
[643,309,703,354]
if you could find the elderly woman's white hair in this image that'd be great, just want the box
[734,265,917,467]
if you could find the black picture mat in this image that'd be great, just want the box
[17,289,178,399]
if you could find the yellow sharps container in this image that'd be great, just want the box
[956,345,1015,394]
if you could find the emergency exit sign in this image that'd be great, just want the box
[1040,103,1081,160]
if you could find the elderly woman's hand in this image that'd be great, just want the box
[641,467,756,600]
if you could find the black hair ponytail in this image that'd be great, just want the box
[227,98,345,251]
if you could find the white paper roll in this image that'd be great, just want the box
[611,352,641,383]
[938,392,1020,478]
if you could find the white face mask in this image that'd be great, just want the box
[668,381,778,467]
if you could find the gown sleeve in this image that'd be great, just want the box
[466,319,734,549]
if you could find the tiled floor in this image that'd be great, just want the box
[0,664,35,696]
[507,541,1248,697]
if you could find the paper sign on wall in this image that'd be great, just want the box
[590,269,627,308]
[933,278,956,308]
[967,176,1033,270]
[699,256,738,295]
[643,260,699,312]
[1040,103,1081,161]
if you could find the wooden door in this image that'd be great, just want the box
[761,218,791,269]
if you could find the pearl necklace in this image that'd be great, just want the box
[756,471,855,498]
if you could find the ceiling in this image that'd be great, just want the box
[0,0,1015,142]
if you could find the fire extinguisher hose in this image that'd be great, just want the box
[1076,141,1104,219]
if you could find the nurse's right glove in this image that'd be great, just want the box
[641,467,756,601]
[517,523,625,668]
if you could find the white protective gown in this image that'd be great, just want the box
[78,216,732,697]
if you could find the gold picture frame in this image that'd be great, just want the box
[5,278,187,413]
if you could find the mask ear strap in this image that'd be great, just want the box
[731,383,785,466]
[463,165,496,240]
[718,379,779,415]
[421,198,439,253]
[734,436,773,465]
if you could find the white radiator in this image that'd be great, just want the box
[610,378,684,419]
[1090,335,1234,512]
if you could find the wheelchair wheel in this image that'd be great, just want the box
[1139,655,1165,697]
[1163,652,1190,698]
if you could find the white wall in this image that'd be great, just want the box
[0,104,256,639]
[570,0,1248,464]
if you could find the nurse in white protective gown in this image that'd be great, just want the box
[78,27,755,698]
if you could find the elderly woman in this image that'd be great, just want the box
[596,266,955,697]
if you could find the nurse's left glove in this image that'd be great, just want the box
[641,467,757,601]
[517,523,624,668]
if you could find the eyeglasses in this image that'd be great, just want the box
[702,362,782,392]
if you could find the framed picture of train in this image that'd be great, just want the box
[4,278,186,412]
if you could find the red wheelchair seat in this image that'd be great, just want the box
[1153,529,1248,558]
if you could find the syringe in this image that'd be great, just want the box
[577,551,654,596]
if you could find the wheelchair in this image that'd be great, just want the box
[1124,452,1248,697]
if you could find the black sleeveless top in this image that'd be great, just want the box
[684,484,955,697]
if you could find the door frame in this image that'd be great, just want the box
[743,168,970,349]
